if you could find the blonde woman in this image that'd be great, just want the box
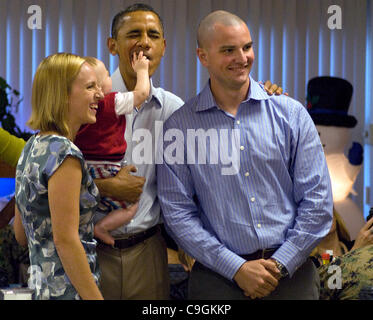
[13,53,104,300]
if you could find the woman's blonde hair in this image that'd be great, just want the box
[27,52,86,137]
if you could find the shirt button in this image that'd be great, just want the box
[236,120,240,125]
[245,172,249,177]
[250,197,255,202]
[257,224,261,228]
[240,146,244,151]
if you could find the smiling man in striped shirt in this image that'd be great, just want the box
[157,10,333,300]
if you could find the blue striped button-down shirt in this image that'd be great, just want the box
[157,76,333,280]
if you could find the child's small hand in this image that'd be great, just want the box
[132,51,149,72]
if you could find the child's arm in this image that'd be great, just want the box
[49,156,103,300]
[114,52,150,115]
[94,203,139,246]
[132,51,150,108]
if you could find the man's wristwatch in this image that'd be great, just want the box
[273,259,289,278]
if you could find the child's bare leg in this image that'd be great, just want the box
[94,203,139,245]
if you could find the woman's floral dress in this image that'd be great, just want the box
[15,134,100,300]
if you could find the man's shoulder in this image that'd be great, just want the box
[111,68,125,90]
[267,92,303,108]
[251,77,305,114]
[163,93,201,126]
[266,92,308,120]
[153,86,184,110]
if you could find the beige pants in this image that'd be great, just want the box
[96,229,170,300]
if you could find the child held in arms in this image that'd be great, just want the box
[75,52,150,246]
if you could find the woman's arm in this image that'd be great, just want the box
[49,156,103,300]
[13,203,28,247]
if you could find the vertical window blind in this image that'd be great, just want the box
[1,0,372,214]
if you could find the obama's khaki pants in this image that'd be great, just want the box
[96,229,169,300]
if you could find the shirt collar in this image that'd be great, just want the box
[111,67,163,108]
[196,75,270,112]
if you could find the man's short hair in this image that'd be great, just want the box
[197,10,245,48]
[111,3,165,39]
